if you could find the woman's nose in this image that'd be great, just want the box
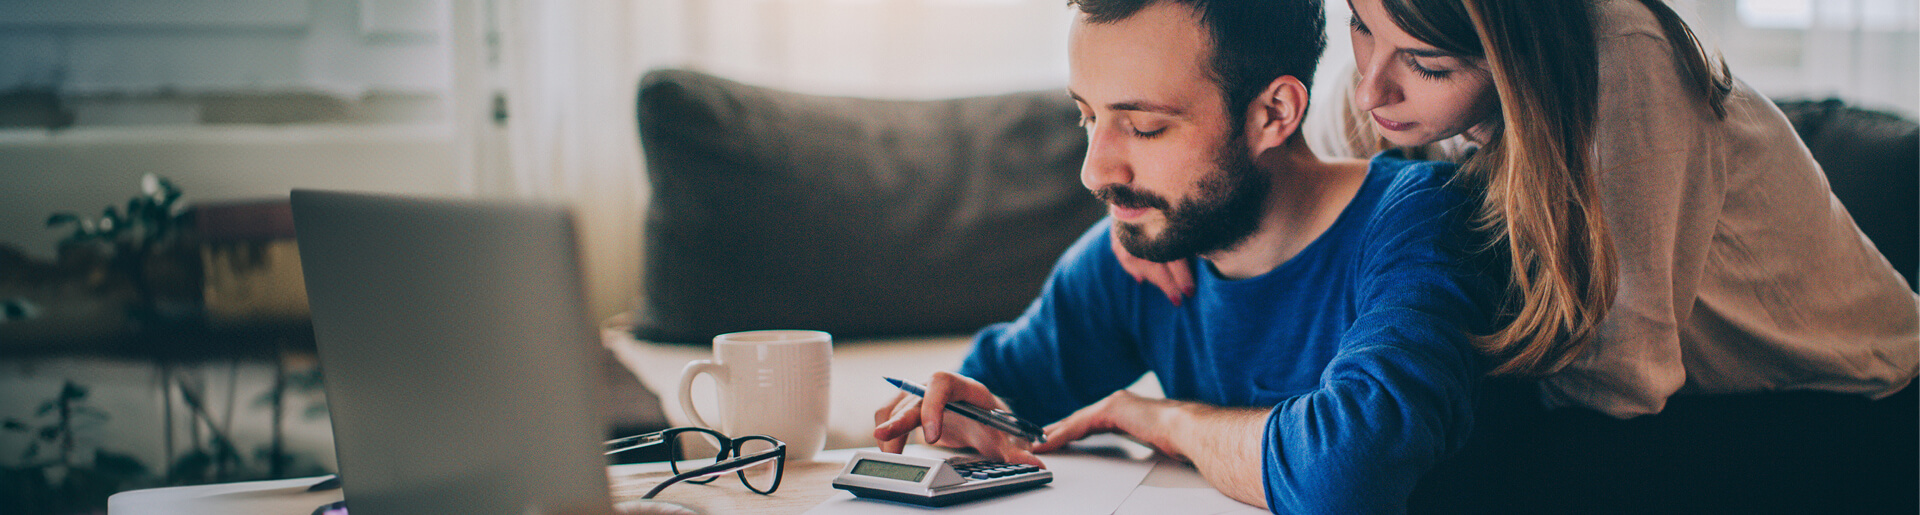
[1350,58,1403,113]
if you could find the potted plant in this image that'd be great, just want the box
[44,174,204,335]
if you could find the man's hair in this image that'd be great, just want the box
[1070,0,1327,127]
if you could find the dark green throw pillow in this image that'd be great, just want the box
[633,69,1102,343]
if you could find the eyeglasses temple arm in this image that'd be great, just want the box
[639,447,785,499]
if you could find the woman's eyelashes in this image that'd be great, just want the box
[1406,55,1453,79]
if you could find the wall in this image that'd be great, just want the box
[0,0,459,259]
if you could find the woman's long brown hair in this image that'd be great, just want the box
[1379,0,1730,376]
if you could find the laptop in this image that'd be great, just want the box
[292,190,614,515]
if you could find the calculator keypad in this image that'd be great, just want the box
[951,460,1042,481]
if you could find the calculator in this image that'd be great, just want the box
[831,451,1054,507]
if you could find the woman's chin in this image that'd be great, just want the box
[1378,131,1443,149]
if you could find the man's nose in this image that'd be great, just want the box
[1079,124,1133,193]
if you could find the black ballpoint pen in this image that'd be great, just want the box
[886,377,1048,445]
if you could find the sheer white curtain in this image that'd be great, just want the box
[640,0,1076,100]
[456,0,647,320]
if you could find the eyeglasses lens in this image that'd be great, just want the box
[736,437,782,494]
[670,429,727,483]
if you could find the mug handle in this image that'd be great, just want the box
[678,360,727,430]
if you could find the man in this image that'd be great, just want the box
[872,0,1502,512]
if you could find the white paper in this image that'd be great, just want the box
[804,435,1158,515]
[1112,460,1268,515]
[107,475,343,515]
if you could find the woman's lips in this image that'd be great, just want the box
[1372,112,1415,132]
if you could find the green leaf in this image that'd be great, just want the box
[62,381,88,401]
[46,213,79,228]
[168,449,213,481]
[93,450,151,478]
[128,197,150,224]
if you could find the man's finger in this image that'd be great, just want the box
[1166,259,1196,298]
[1000,447,1046,469]
[921,373,966,445]
[874,398,922,442]
[1141,265,1185,306]
[874,390,909,425]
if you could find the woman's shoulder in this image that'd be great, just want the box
[1591,0,1668,44]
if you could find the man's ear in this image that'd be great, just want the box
[1244,75,1309,153]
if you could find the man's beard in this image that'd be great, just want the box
[1096,136,1269,263]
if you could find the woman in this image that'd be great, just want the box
[1120,0,1917,508]
[1128,0,1914,416]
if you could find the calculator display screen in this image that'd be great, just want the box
[851,459,930,482]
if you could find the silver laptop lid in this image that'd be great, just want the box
[292,190,612,515]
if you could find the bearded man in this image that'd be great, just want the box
[873,0,1504,512]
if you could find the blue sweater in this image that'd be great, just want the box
[958,154,1502,513]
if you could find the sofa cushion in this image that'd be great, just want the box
[633,69,1102,343]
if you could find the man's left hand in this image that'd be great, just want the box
[1031,390,1270,508]
[1030,390,1187,460]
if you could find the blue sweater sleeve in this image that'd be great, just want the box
[959,219,1151,424]
[1261,166,1498,513]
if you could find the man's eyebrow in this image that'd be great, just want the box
[1067,90,1188,117]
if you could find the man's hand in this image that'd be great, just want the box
[1111,234,1195,306]
[872,371,1044,467]
[1032,390,1271,509]
[1029,390,1182,457]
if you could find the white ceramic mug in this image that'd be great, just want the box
[677,330,832,461]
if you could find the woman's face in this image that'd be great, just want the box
[1347,0,1500,146]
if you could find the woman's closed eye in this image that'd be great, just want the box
[1406,54,1453,79]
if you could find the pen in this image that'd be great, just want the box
[885,377,1048,445]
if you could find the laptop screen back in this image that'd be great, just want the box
[292,190,612,515]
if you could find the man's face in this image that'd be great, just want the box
[1069,2,1268,263]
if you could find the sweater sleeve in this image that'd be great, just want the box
[1262,169,1498,514]
[959,219,1151,424]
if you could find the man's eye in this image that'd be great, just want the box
[1131,126,1166,138]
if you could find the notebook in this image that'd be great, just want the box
[292,190,613,515]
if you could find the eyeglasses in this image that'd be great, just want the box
[605,426,787,499]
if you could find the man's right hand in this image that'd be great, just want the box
[871,371,1045,468]
[1111,232,1194,306]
